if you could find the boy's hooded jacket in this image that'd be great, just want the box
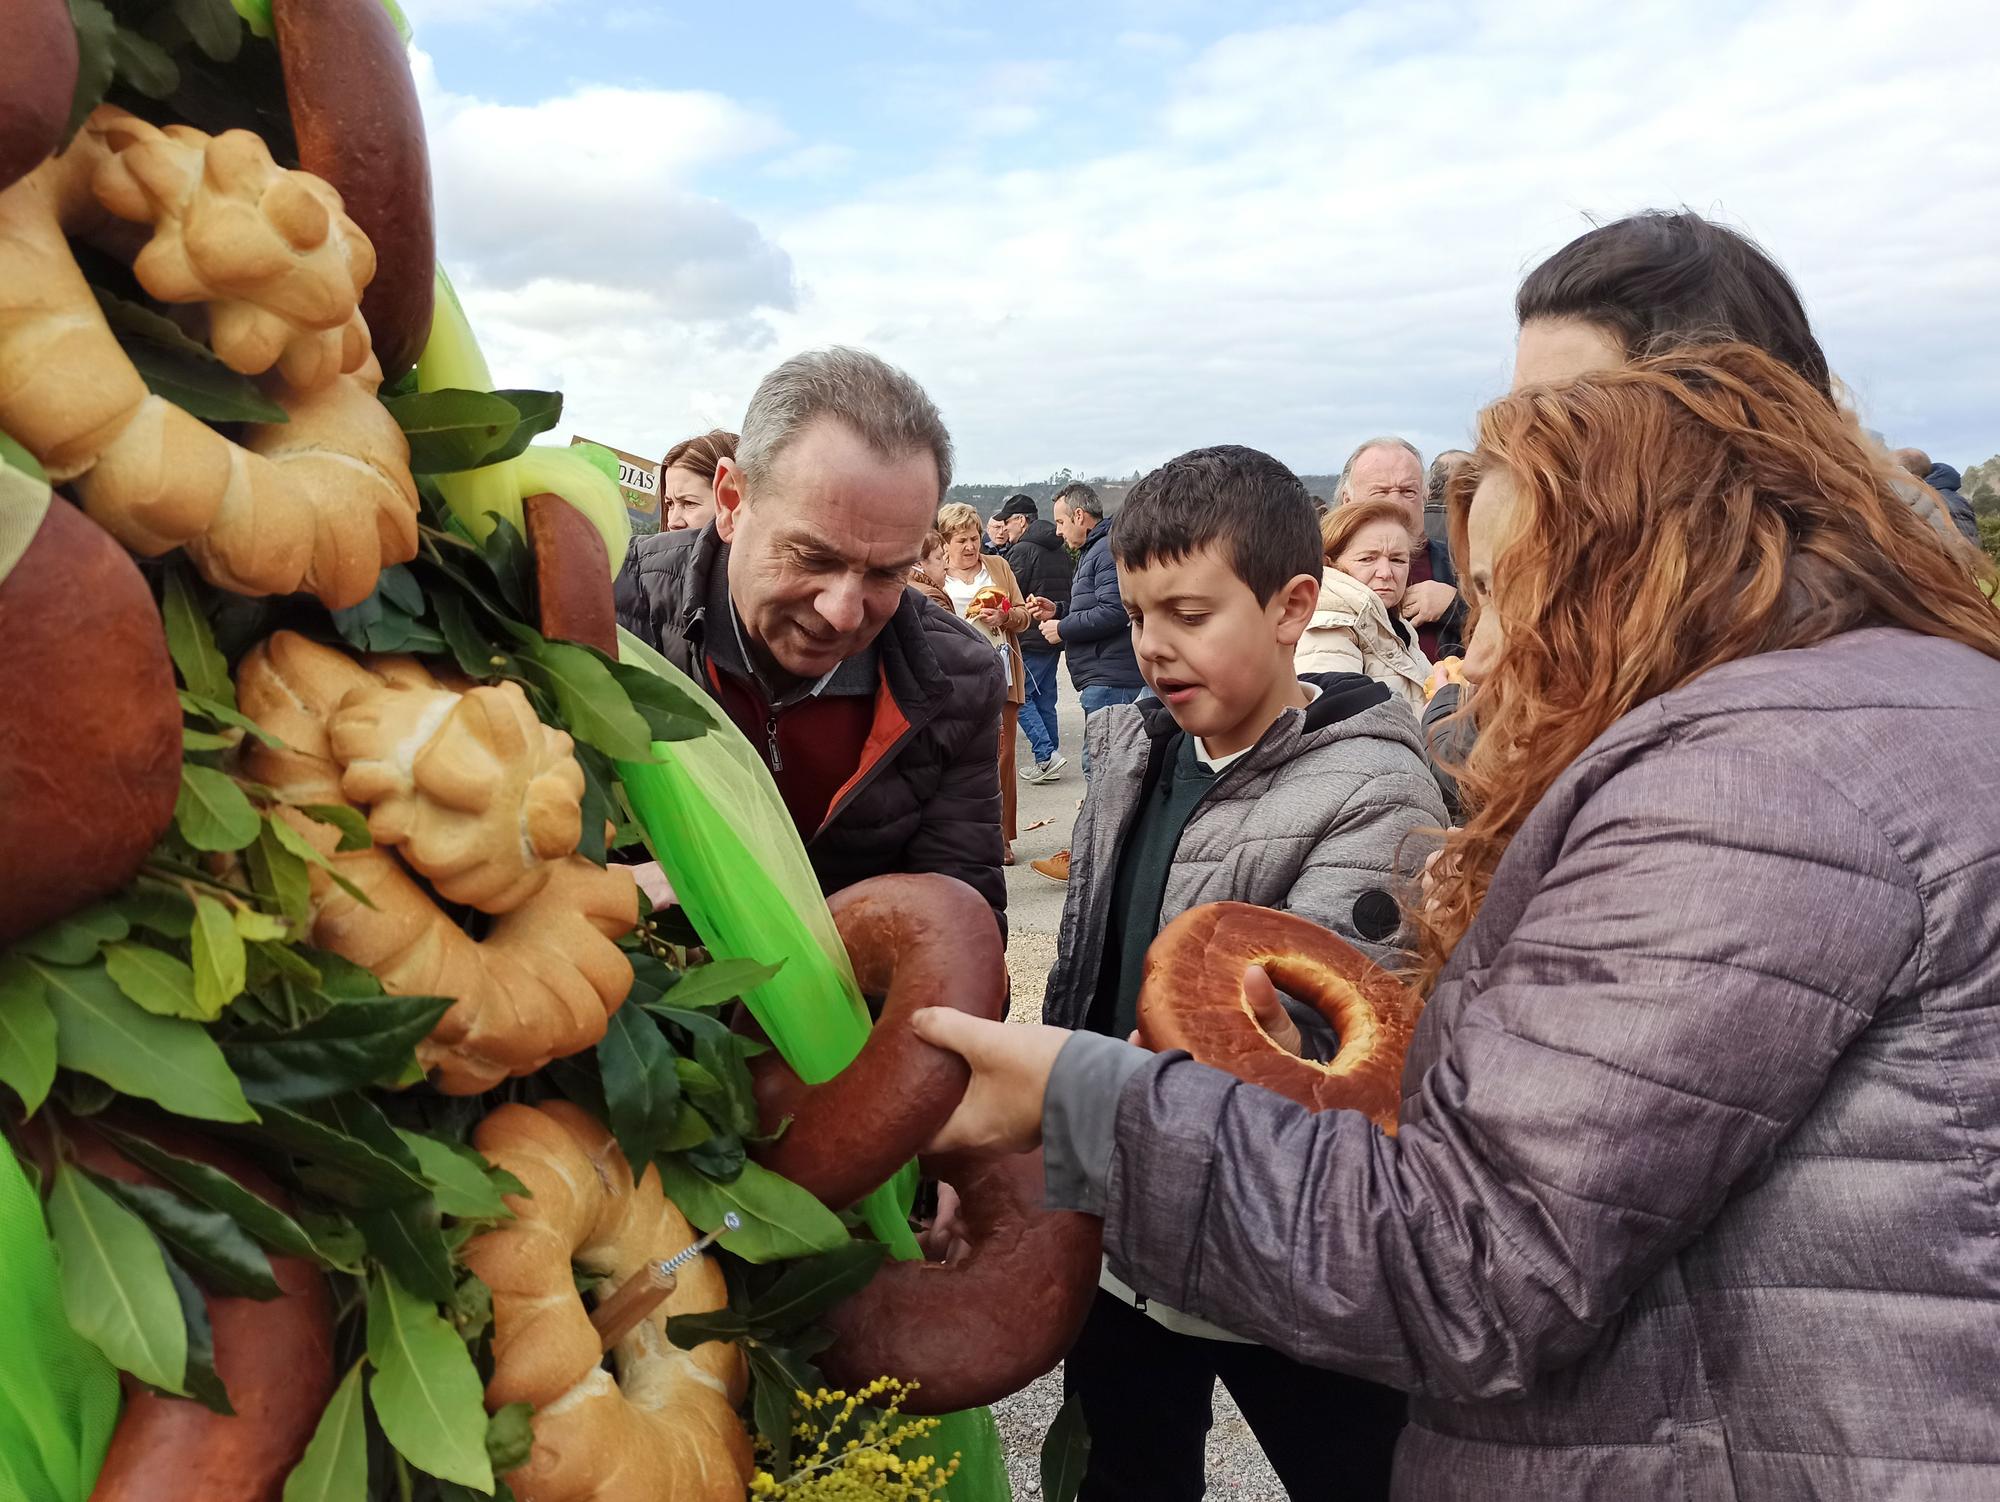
[1041,673,1446,1032]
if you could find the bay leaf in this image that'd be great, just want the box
[175,764,262,852]
[365,1269,494,1491]
[48,1163,187,1393]
[653,1158,848,1264]
[103,941,204,1020]
[597,1003,682,1172]
[0,955,58,1113]
[38,959,256,1123]
[90,1174,283,1300]
[191,893,246,1016]
[281,1360,368,1502]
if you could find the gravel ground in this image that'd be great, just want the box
[986,680,1287,1501]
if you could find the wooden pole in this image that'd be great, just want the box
[590,1261,676,1351]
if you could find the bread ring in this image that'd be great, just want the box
[235,631,635,1093]
[1137,901,1416,1131]
[749,873,1006,1209]
[816,1149,1100,1415]
[0,106,417,608]
[463,1101,751,1502]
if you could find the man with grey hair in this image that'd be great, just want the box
[1337,435,1465,660]
[615,347,1008,933]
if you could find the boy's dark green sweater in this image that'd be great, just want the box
[1086,731,1215,1039]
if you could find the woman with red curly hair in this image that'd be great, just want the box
[912,345,2000,1501]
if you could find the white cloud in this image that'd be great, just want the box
[420,0,2000,479]
[755,0,2000,476]
[413,50,797,309]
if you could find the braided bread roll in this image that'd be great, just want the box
[464,1102,751,1502]
[330,675,585,913]
[236,632,635,1093]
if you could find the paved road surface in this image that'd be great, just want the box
[990,671,1288,1499]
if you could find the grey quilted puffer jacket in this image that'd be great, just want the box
[1097,627,2000,1499]
[1041,674,1448,1031]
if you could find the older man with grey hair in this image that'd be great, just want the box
[615,347,1008,934]
[1337,434,1465,660]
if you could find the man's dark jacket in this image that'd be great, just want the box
[1423,536,1468,660]
[1059,519,1144,691]
[614,527,1008,935]
[1004,519,1075,654]
[1923,463,1982,547]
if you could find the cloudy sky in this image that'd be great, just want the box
[405,0,2000,483]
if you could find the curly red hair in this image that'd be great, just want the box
[1418,343,2000,992]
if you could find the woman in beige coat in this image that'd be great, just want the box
[936,502,1032,861]
[1296,498,1432,713]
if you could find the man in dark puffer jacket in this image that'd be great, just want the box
[615,348,1008,937]
[1004,492,1078,780]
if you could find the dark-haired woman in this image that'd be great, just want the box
[1422,210,1992,810]
[907,345,2000,1500]
[659,428,737,532]
[1509,210,1975,551]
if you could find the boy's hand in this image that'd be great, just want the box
[1244,964,1305,1056]
[908,1010,1070,1155]
[916,1182,971,1263]
[1039,619,1063,645]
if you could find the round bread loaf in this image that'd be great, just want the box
[526,491,618,655]
[0,0,77,194]
[0,500,180,946]
[66,1121,335,1502]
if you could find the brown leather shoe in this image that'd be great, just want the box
[1030,850,1070,882]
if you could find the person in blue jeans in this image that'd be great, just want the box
[1031,486,1147,881]
[1005,490,1080,781]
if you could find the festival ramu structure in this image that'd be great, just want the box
[0,3,1127,1497]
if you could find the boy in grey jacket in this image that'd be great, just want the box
[1043,446,1445,1501]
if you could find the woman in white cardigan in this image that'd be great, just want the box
[1295,497,1432,712]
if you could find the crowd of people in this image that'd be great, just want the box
[613,209,1999,1501]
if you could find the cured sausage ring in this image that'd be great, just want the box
[814,1148,1100,1415]
[749,873,1006,1208]
[1137,901,1417,1132]
[748,873,1102,1414]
